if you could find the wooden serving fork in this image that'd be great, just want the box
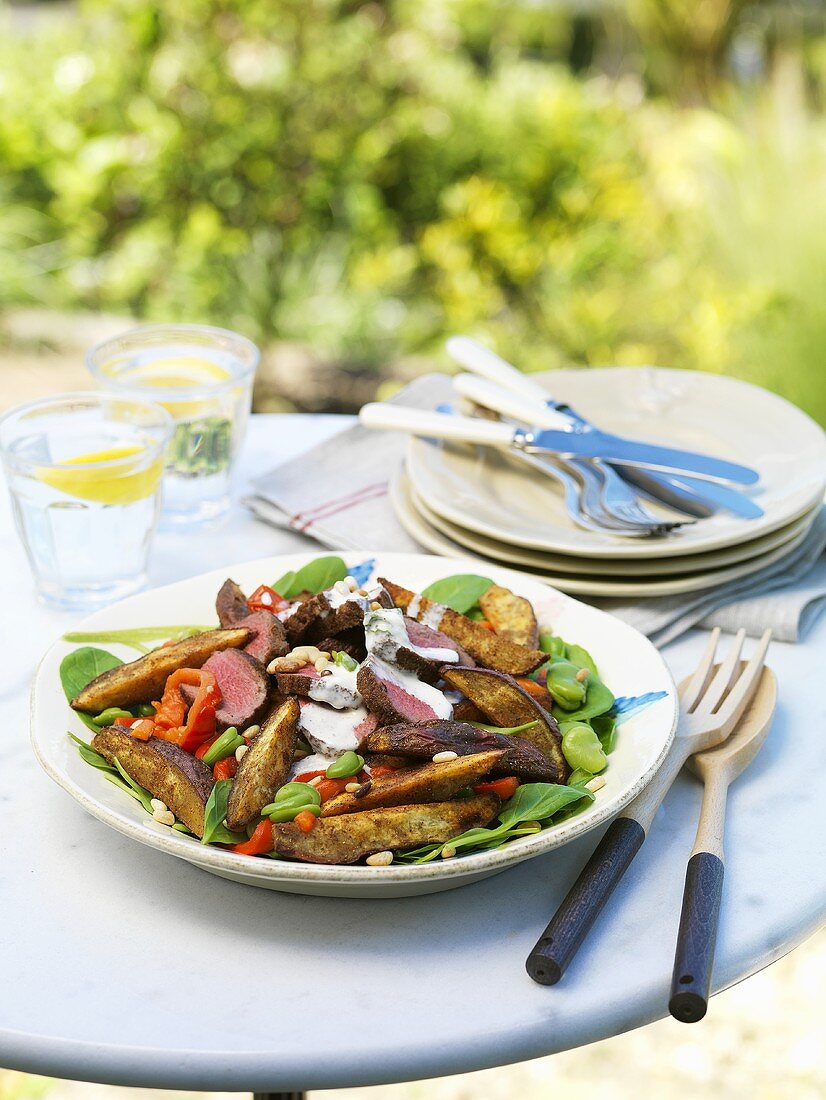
[669,663,777,1022]
[526,627,772,986]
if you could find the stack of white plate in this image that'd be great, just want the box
[391,368,826,598]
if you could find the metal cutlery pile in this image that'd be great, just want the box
[361,337,763,538]
[526,628,775,1022]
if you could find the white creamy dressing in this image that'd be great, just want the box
[299,700,372,756]
[276,602,300,622]
[307,663,361,709]
[288,751,337,780]
[364,607,457,665]
[420,603,445,631]
[368,655,454,720]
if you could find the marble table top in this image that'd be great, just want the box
[1,415,823,1093]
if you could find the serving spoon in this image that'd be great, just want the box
[669,663,777,1023]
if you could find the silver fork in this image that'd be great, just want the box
[526,626,772,985]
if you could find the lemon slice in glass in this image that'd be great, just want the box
[36,444,164,506]
[126,355,231,419]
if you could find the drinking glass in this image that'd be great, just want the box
[0,393,173,610]
[87,324,259,527]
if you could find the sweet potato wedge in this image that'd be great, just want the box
[70,628,250,713]
[479,584,539,648]
[272,793,500,864]
[379,578,544,676]
[440,667,569,781]
[320,749,505,816]
[365,719,558,781]
[225,698,299,830]
[92,727,214,837]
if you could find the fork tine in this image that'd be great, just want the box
[697,629,747,714]
[716,629,772,735]
[681,628,721,712]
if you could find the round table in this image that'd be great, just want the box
[1,415,823,1094]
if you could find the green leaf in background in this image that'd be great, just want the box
[421,574,493,614]
[565,643,599,677]
[112,756,154,814]
[60,647,123,730]
[62,626,214,653]
[67,731,113,770]
[273,556,349,599]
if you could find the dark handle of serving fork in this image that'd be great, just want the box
[525,816,646,985]
[668,852,724,1023]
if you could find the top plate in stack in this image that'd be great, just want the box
[396,367,825,598]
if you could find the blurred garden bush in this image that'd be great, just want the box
[0,0,824,421]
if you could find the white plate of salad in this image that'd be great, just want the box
[31,552,678,897]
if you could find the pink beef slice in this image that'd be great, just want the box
[403,618,475,667]
[356,659,444,726]
[235,610,289,665]
[181,649,271,731]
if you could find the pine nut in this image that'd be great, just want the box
[243,724,260,741]
[345,782,361,793]
[150,798,167,813]
[344,575,358,590]
[235,744,249,762]
[575,667,589,682]
[314,657,330,672]
[308,776,323,788]
[152,806,175,826]
[585,775,606,793]
[370,600,381,610]
[366,851,393,867]
[432,750,458,763]
[441,845,457,859]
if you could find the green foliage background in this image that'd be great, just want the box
[0,0,824,421]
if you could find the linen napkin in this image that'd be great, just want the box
[245,376,826,646]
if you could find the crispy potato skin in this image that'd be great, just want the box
[70,628,250,712]
[379,578,545,676]
[225,698,299,830]
[321,749,505,816]
[91,727,214,837]
[364,720,558,781]
[479,584,539,648]
[440,667,569,782]
[272,793,500,864]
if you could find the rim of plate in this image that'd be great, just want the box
[31,551,679,887]
[410,475,818,577]
[391,472,816,598]
[406,367,826,559]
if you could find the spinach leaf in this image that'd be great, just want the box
[67,731,113,770]
[498,782,590,827]
[553,678,614,723]
[60,646,123,729]
[565,643,599,677]
[592,713,617,754]
[421,574,493,614]
[273,555,349,599]
[539,633,567,658]
[201,780,246,845]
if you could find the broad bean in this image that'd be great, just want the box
[561,722,608,774]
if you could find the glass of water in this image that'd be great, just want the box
[87,324,259,527]
[0,393,173,610]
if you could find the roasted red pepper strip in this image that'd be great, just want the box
[195,736,218,760]
[127,718,156,742]
[474,776,519,800]
[231,820,274,856]
[294,810,317,834]
[247,585,289,614]
[213,755,238,781]
[293,769,326,784]
[152,668,222,753]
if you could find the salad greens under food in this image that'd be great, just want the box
[61,556,649,867]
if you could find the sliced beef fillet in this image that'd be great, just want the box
[356,656,453,726]
[284,592,368,645]
[235,610,289,665]
[216,578,250,627]
[403,618,475,668]
[181,649,271,732]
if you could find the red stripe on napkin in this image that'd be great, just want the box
[290,482,389,534]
